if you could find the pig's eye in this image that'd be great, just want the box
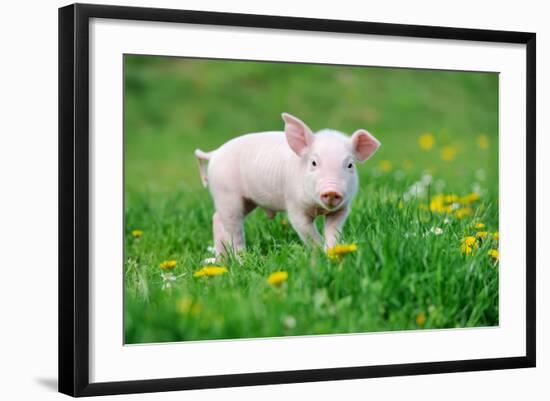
[311,160,317,167]
[347,163,354,169]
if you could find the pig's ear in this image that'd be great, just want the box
[282,112,314,156]
[351,129,380,162]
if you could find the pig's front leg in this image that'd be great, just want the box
[287,207,322,247]
[324,207,349,250]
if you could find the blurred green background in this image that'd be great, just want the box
[124,55,499,343]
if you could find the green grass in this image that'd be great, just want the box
[124,55,499,344]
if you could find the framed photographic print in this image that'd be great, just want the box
[58,3,536,397]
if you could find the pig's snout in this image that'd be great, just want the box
[320,190,343,208]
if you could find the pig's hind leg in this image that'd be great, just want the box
[212,195,254,257]
[212,212,230,256]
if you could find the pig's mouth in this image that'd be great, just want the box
[314,201,346,217]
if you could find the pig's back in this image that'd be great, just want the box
[208,132,295,211]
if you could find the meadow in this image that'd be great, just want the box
[124,55,499,343]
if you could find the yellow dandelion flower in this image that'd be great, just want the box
[477,134,490,150]
[327,243,358,260]
[418,133,435,150]
[476,231,489,239]
[429,194,447,213]
[461,236,478,254]
[454,207,473,219]
[460,243,473,254]
[440,145,457,161]
[159,260,177,270]
[415,313,426,327]
[267,271,288,286]
[193,266,228,278]
[474,222,485,229]
[131,229,143,238]
[460,192,480,204]
[445,194,459,203]
[378,160,393,173]
[493,231,499,241]
[429,193,477,214]
[488,249,499,260]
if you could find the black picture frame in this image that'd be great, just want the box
[59,3,536,397]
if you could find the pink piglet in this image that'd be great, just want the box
[195,113,380,257]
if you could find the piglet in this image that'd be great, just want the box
[195,113,380,256]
